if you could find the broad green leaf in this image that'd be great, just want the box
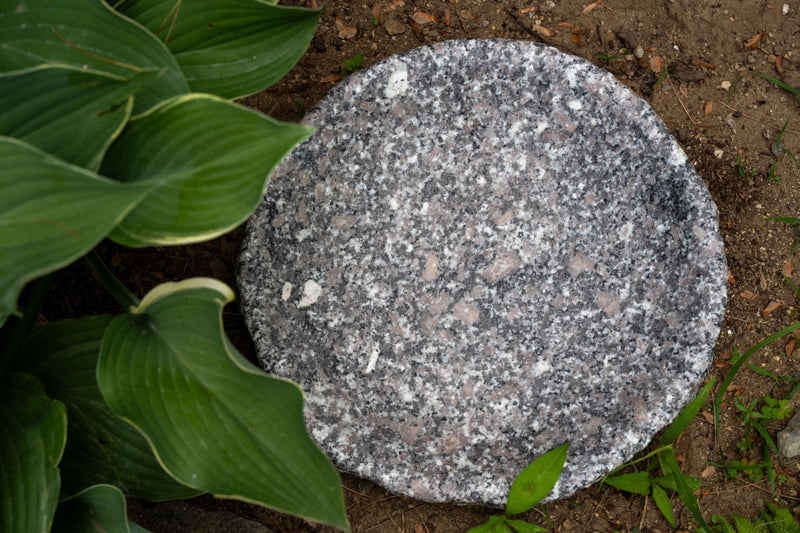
[658,448,709,531]
[0,65,158,171]
[115,0,321,98]
[505,442,569,516]
[603,470,651,495]
[0,0,189,114]
[22,316,200,500]
[651,483,675,528]
[96,278,349,530]
[0,373,67,533]
[101,94,312,246]
[652,473,701,493]
[0,137,152,328]
[52,484,151,533]
[505,518,548,533]
[659,376,715,445]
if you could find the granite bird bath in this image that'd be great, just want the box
[237,39,727,506]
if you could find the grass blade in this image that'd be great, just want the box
[659,377,715,445]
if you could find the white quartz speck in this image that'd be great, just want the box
[297,280,322,308]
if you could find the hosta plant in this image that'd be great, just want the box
[0,0,350,531]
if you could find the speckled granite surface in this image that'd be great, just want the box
[237,39,727,506]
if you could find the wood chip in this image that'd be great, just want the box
[763,300,781,318]
[743,32,766,49]
[650,56,663,73]
[320,73,343,83]
[372,3,381,23]
[783,260,794,278]
[692,58,716,69]
[776,54,783,74]
[532,23,557,38]
[411,11,437,24]
[704,101,713,115]
[760,273,768,291]
[583,0,603,15]
[786,337,797,356]
[701,465,716,478]
[571,33,582,44]
[701,410,715,424]
[520,6,536,14]
[728,269,735,285]
[444,8,451,26]
[740,289,756,300]
[335,15,357,39]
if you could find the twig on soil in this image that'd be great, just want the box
[638,493,648,530]
[713,98,800,135]
[667,72,697,126]
[503,7,544,41]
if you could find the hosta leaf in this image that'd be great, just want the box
[52,484,151,533]
[101,94,312,246]
[0,138,152,327]
[96,278,348,530]
[22,316,200,500]
[505,442,569,515]
[115,0,321,98]
[0,65,157,171]
[603,470,651,495]
[0,373,67,533]
[0,0,188,114]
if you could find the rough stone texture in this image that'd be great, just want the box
[237,39,727,506]
[778,412,800,460]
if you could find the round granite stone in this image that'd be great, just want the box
[237,39,727,506]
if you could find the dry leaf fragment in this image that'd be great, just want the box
[704,100,713,115]
[776,54,783,74]
[571,33,582,44]
[740,289,757,300]
[372,3,381,23]
[335,15,357,39]
[583,0,603,15]
[743,32,766,49]
[763,300,781,318]
[411,11,437,24]
[783,260,794,277]
[728,269,735,285]
[444,8,451,26]
[532,23,556,38]
[320,73,343,83]
[786,337,797,356]
[760,274,768,291]
[520,6,536,14]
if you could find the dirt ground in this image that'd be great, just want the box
[93,0,800,531]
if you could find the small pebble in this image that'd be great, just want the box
[634,45,644,59]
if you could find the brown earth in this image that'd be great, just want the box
[68,0,800,531]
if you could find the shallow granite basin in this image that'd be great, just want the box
[237,39,727,506]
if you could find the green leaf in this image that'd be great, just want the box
[658,447,709,531]
[505,442,569,515]
[467,515,513,533]
[652,473,701,493]
[603,471,652,495]
[52,484,152,533]
[0,65,158,171]
[0,0,189,114]
[659,376,715,446]
[115,0,321,98]
[651,483,675,528]
[0,373,67,533]
[0,137,152,327]
[22,316,200,500]
[505,518,548,533]
[101,94,312,246]
[96,278,348,530]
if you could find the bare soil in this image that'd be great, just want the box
[100,0,800,531]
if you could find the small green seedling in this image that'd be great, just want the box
[468,442,569,533]
[341,53,364,74]
[768,216,800,252]
[604,378,715,530]
[711,502,800,533]
[727,75,742,103]
[767,119,799,182]
[737,152,759,180]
